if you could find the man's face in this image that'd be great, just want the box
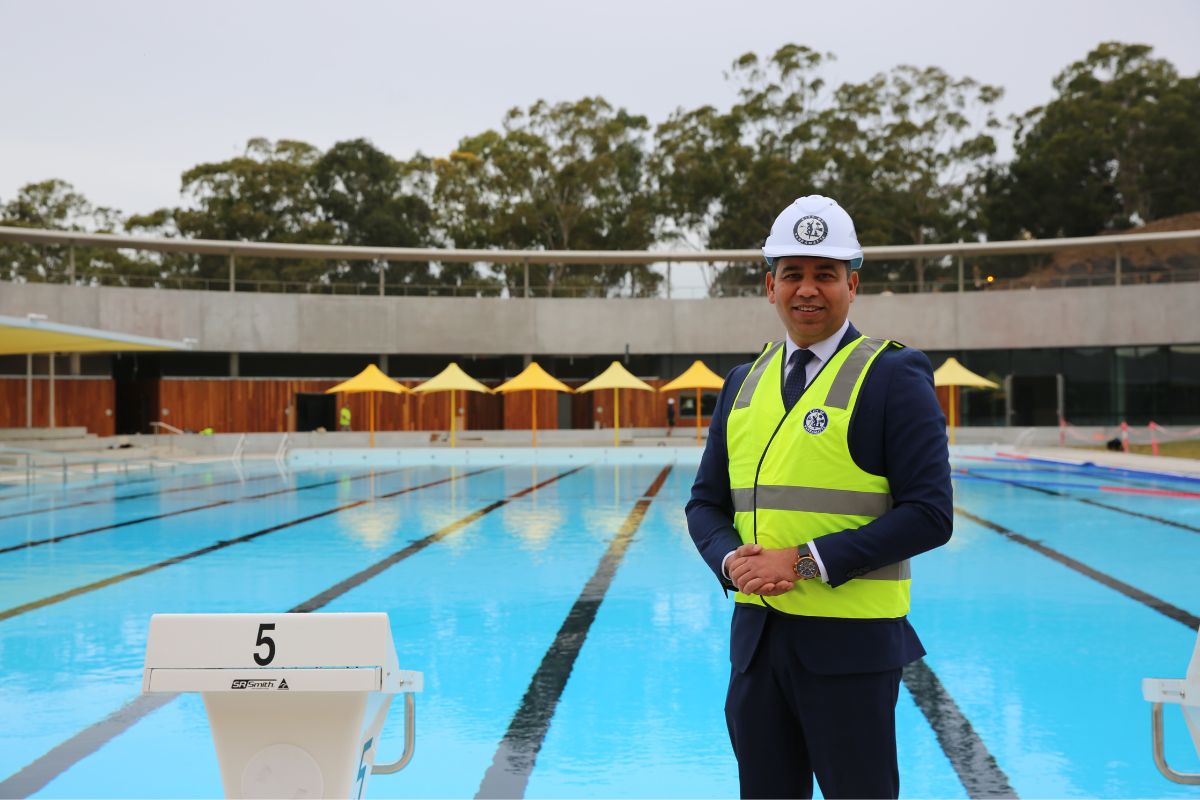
[765,256,859,347]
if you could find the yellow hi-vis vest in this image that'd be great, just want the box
[340,407,351,426]
[727,335,910,619]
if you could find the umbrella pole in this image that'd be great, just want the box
[695,387,701,445]
[450,389,456,448]
[370,392,376,448]
[532,389,538,447]
[613,388,619,447]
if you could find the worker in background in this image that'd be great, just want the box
[340,405,352,432]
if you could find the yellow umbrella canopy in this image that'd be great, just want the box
[325,364,411,447]
[932,358,999,446]
[659,360,726,392]
[576,361,654,447]
[412,362,492,395]
[660,360,726,444]
[495,362,573,394]
[933,357,999,389]
[411,362,493,448]
[326,363,412,395]
[495,362,573,447]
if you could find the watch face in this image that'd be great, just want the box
[795,557,820,580]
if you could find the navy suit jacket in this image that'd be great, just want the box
[685,323,953,675]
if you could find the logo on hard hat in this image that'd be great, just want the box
[793,216,829,246]
[803,408,828,435]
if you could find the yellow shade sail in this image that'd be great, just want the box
[933,358,998,447]
[575,361,653,448]
[0,314,195,355]
[324,364,410,448]
[495,362,571,447]
[660,360,725,392]
[933,358,999,389]
[495,362,574,394]
[660,360,726,446]
[324,364,412,395]
[575,361,654,394]
[411,362,493,395]
[410,362,491,449]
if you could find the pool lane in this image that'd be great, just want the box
[0,468,415,611]
[15,463,617,797]
[952,478,1200,621]
[911,504,1200,798]
[525,467,968,799]
[0,465,510,785]
[0,463,287,514]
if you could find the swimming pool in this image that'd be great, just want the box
[0,454,1198,798]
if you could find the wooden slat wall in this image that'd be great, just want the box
[0,378,116,435]
[155,378,717,433]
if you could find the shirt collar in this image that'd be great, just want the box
[783,319,850,368]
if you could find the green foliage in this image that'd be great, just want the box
[3,41,1196,297]
[0,179,152,285]
[310,139,437,287]
[650,45,1003,293]
[986,42,1200,239]
[432,97,659,297]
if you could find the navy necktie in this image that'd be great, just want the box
[783,348,816,411]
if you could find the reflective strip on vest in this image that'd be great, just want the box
[731,485,893,517]
[733,341,785,410]
[825,337,888,409]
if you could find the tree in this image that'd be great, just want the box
[649,45,1002,293]
[310,139,439,288]
[986,42,1200,239]
[0,179,147,284]
[819,65,1003,290]
[171,138,333,286]
[432,97,659,297]
[650,45,834,294]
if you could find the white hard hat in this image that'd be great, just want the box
[762,195,864,270]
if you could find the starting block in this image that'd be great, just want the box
[143,613,422,798]
[1142,625,1200,785]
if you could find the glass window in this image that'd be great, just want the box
[958,350,1008,426]
[1167,345,1200,425]
[1062,348,1113,425]
[1115,346,1168,424]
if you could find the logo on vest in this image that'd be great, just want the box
[803,408,829,435]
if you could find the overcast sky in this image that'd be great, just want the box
[2,0,1198,218]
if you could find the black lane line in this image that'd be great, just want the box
[0,468,491,623]
[902,660,1018,799]
[958,472,1200,535]
[0,464,580,798]
[0,471,286,522]
[0,468,408,556]
[476,465,672,800]
[956,507,1200,630]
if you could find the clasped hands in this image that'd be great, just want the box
[727,543,797,596]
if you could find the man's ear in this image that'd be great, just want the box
[765,269,777,302]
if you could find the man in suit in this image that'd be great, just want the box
[686,195,952,799]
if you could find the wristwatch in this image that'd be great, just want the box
[793,544,820,581]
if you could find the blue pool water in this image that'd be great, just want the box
[1,455,1198,798]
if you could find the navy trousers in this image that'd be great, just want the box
[725,615,902,799]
